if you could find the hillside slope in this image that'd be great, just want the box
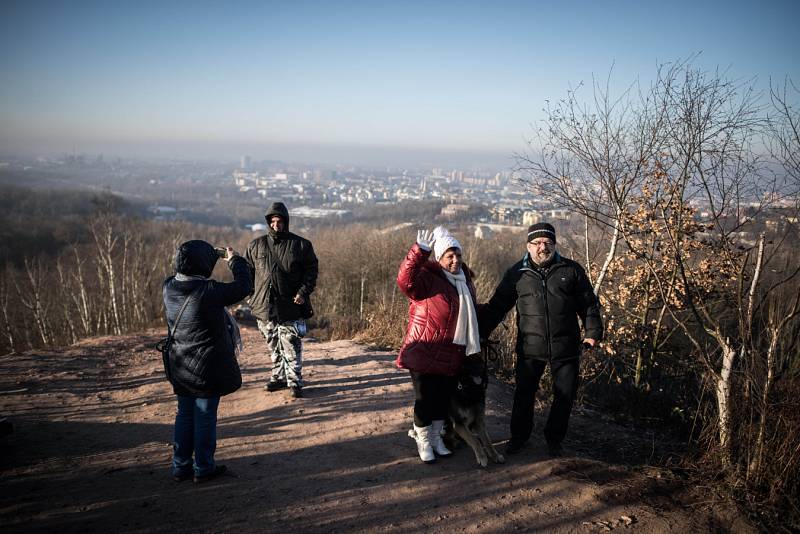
[0,326,753,533]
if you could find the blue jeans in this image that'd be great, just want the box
[172,395,220,477]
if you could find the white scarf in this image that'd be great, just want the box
[442,269,481,356]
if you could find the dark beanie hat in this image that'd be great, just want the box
[527,222,556,243]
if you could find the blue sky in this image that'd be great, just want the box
[0,0,798,165]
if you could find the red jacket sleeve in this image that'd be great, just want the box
[396,243,433,301]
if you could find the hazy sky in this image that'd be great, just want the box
[1,0,798,166]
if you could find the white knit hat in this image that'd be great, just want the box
[432,226,462,261]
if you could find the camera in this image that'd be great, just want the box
[214,247,227,258]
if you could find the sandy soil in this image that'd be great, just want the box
[0,325,754,533]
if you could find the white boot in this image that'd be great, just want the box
[411,424,436,463]
[430,420,453,457]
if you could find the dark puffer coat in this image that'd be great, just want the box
[480,252,603,362]
[244,203,318,323]
[396,244,478,376]
[162,240,253,398]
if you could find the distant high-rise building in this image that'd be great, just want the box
[240,155,251,169]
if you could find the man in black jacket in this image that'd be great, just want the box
[163,240,252,482]
[245,202,318,398]
[480,223,603,456]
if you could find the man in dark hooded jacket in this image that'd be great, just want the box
[245,202,318,398]
[480,223,603,457]
[163,240,252,483]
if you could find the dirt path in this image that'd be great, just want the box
[0,326,752,533]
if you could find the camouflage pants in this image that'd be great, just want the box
[257,318,305,388]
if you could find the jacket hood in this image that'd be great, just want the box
[265,202,290,231]
[174,240,218,278]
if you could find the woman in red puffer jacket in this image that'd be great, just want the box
[396,227,481,463]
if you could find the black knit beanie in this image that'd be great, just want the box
[527,222,556,243]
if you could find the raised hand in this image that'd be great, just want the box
[416,229,434,251]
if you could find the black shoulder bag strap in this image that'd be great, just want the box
[158,286,200,381]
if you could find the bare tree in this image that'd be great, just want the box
[515,62,672,295]
[0,273,16,354]
[516,58,800,494]
[56,258,79,344]
[769,76,800,191]
[748,288,800,480]
[14,257,53,346]
[68,245,93,336]
[90,215,122,335]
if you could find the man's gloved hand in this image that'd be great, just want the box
[416,229,434,251]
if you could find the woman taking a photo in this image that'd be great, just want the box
[396,226,481,463]
[162,240,252,483]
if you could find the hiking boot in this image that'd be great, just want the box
[265,379,287,392]
[505,439,527,455]
[547,441,563,457]
[430,420,453,457]
[172,471,192,482]
[411,424,436,463]
[193,465,227,484]
[290,386,303,398]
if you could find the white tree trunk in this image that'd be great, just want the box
[72,248,92,335]
[16,258,52,346]
[0,279,16,353]
[92,219,122,335]
[120,234,130,331]
[749,292,800,479]
[584,214,593,285]
[746,233,765,329]
[56,260,79,344]
[593,216,620,295]
[749,331,778,479]
[716,339,736,466]
[359,276,366,320]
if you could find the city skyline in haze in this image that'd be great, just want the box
[1,0,798,167]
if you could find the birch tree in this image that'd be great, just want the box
[14,257,53,346]
[516,59,799,481]
[0,274,16,353]
[90,215,122,336]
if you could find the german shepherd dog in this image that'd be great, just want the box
[446,351,506,467]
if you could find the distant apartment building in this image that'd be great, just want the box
[440,203,472,219]
[492,204,526,223]
[523,209,572,225]
[233,170,259,186]
[522,210,540,226]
